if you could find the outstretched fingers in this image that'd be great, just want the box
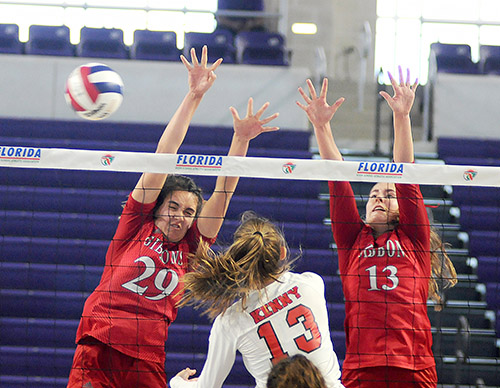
[306,78,318,100]
[190,47,199,66]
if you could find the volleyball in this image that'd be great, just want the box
[65,63,124,121]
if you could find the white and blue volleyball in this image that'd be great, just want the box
[65,63,124,121]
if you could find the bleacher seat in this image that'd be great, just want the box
[130,29,180,61]
[184,29,236,64]
[218,0,264,11]
[485,283,500,309]
[77,27,128,59]
[25,25,73,57]
[458,206,500,231]
[235,31,289,66]
[480,45,500,75]
[430,42,478,74]
[476,256,500,284]
[0,23,23,54]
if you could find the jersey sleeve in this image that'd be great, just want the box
[169,316,237,388]
[396,183,430,251]
[328,181,363,250]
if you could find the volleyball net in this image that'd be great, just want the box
[1,143,499,386]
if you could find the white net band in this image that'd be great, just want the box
[1,145,499,187]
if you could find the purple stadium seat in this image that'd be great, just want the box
[0,262,102,292]
[459,206,500,231]
[452,187,500,207]
[184,29,236,64]
[1,289,86,319]
[235,31,289,66]
[476,256,500,284]
[430,43,478,74]
[480,45,500,75]
[469,231,500,256]
[1,236,108,266]
[131,30,180,61]
[77,27,128,59]
[218,0,264,11]
[25,25,74,57]
[485,282,500,309]
[437,137,500,159]
[0,317,78,348]
[0,24,23,54]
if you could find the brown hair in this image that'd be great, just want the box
[428,228,457,311]
[179,211,293,319]
[266,354,327,388]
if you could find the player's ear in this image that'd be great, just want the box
[280,246,287,261]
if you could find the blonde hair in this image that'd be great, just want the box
[179,211,292,319]
[266,354,327,388]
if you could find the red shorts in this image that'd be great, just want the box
[342,366,437,388]
[67,338,166,388]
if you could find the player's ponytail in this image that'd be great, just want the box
[429,228,458,311]
[179,211,292,319]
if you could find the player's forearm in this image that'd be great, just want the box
[156,92,203,154]
[392,112,414,163]
[314,123,343,161]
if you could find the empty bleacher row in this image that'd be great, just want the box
[0,24,289,66]
[431,42,500,75]
[1,116,500,386]
[0,117,329,387]
[434,137,500,386]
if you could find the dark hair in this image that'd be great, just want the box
[152,175,204,218]
[266,354,327,388]
[179,211,294,319]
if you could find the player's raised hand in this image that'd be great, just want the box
[297,78,345,128]
[379,66,418,117]
[230,97,279,142]
[180,45,223,97]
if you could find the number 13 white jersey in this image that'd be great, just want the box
[170,271,344,388]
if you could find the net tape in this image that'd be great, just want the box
[1,145,499,187]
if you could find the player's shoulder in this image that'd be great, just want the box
[287,271,325,293]
[289,271,324,283]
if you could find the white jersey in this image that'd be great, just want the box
[170,272,343,388]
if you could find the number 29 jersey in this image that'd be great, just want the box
[75,194,214,364]
[170,271,343,388]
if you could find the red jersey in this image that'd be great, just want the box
[328,181,434,371]
[76,195,215,364]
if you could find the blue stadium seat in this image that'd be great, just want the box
[1,236,108,266]
[452,187,500,207]
[218,0,264,11]
[0,346,74,378]
[1,289,86,319]
[184,29,236,64]
[0,317,78,348]
[235,31,289,66]
[476,256,500,284]
[327,303,346,332]
[479,45,500,75]
[0,23,23,54]
[430,43,478,74]
[469,231,500,256]
[438,137,500,159]
[25,25,73,57]
[130,29,180,61]
[0,375,68,388]
[0,262,102,292]
[219,219,333,249]
[458,206,500,231]
[322,276,344,303]
[485,282,500,309]
[77,27,128,59]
